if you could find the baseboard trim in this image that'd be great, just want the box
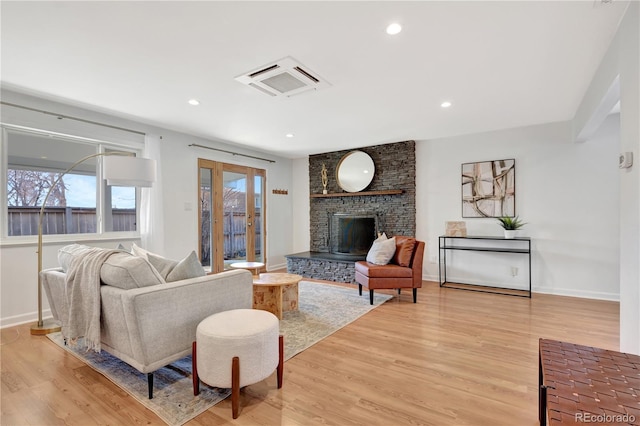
[533,286,619,302]
[423,274,619,301]
[268,262,287,272]
[1,309,53,329]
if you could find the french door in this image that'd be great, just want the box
[198,159,265,273]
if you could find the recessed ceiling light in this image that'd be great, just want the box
[441,101,452,108]
[386,23,402,35]
[188,99,200,106]
[286,133,294,138]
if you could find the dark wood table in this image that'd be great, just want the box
[539,338,640,425]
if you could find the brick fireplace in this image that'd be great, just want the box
[286,140,416,282]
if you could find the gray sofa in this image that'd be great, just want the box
[41,263,253,398]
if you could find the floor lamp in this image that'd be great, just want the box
[31,152,156,335]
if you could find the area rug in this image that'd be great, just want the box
[46,281,392,425]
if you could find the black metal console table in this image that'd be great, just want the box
[438,235,532,298]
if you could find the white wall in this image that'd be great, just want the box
[0,90,294,327]
[291,157,310,253]
[418,118,620,300]
[572,2,639,353]
[290,116,620,300]
[155,129,293,269]
[616,2,639,354]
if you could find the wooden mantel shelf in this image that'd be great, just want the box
[310,189,404,198]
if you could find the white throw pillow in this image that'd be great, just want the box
[148,251,205,282]
[100,252,165,289]
[131,242,151,259]
[58,244,165,289]
[167,251,206,282]
[366,236,396,265]
[147,253,177,279]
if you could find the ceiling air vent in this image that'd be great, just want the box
[235,56,330,97]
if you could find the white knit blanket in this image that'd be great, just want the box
[63,248,118,352]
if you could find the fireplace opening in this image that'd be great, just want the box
[329,213,378,257]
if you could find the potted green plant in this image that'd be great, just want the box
[497,216,526,239]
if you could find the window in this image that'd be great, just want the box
[3,127,140,237]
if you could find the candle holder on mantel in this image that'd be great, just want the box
[321,163,328,194]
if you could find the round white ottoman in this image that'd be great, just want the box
[192,309,283,419]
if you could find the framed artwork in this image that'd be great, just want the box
[462,159,515,218]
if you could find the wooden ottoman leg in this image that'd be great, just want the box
[277,335,284,389]
[192,341,199,396]
[232,356,240,419]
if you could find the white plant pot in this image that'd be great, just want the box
[504,230,518,239]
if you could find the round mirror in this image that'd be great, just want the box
[336,151,375,192]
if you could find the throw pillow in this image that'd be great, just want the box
[147,253,178,280]
[393,237,417,267]
[58,244,92,272]
[100,252,165,289]
[167,251,206,282]
[366,236,396,265]
[116,243,127,251]
[131,242,151,259]
[148,251,205,282]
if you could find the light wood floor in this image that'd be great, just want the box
[1,280,618,426]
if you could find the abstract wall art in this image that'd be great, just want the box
[462,159,515,218]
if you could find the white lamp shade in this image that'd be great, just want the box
[103,156,156,187]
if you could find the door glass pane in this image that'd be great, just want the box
[199,168,212,270]
[223,171,247,269]
[254,175,264,263]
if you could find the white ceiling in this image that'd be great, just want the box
[1,1,629,159]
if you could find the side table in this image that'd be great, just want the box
[229,261,265,276]
[253,273,302,320]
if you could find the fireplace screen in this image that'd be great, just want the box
[329,213,377,257]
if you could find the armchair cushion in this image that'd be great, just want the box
[355,262,413,278]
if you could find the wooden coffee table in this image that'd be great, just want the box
[252,273,302,320]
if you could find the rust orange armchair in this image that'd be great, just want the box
[355,236,425,304]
